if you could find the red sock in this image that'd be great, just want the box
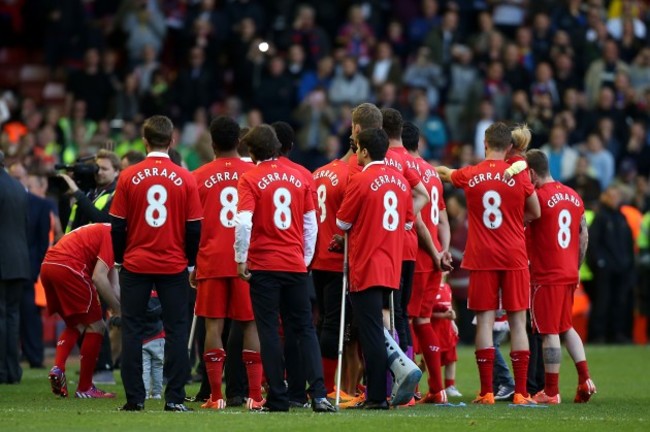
[322,357,337,393]
[204,348,226,400]
[78,332,103,391]
[510,350,530,396]
[414,323,443,393]
[445,378,455,388]
[242,350,263,402]
[54,327,81,371]
[545,372,559,397]
[476,348,495,396]
[575,361,590,384]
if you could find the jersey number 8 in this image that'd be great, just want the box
[273,187,292,230]
[482,190,503,230]
[145,185,168,228]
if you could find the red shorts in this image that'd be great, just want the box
[408,271,443,318]
[467,268,530,312]
[41,262,102,326]
[531,284,576,334]
[441,346,458,366]
[431,319,457,351]
[195,277,254,321]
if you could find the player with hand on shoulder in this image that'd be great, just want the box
[191,116,261,410]
[436,122,541,405]
[525,149,596,404]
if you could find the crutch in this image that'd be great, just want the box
[188,313,197,358]
[389,291,396,338]
[335,233,349,408]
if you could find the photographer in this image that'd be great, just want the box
[61,150,120,233]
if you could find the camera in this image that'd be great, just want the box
[51,155,99,192]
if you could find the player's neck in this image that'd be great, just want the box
[215,150,239,159]
[484,150,507,160]
[408,151,419,159]
[538,175,555,186]
[388,138,403,148]
[340,148,354,162]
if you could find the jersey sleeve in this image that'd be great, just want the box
[237,175,257,213]
[450,167,469,189]
[109,175,128,219]
[403,166,421,188]
[97,234,115,269]
[405,188,415,227]
[185,176,204,221]
[304,181,316,214]
[336,177,362,227]
[519,170,535,196]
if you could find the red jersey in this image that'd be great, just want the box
[237,159,315,272]
[527,182,584,285]
[431,282,457,350]
[43,223,114,277]
[412,157,446,273]
[451,159,534,270]
[506,154,526,164]
[276,156,317,208]
[336,162,414,292]
[311,159,349,272]
[193,157,254,279]
[109,152,203,274]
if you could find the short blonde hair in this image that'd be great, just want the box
[511,124,532,152]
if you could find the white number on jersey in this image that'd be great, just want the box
[557,209,572,249]
[145,184,168,228]
[317,184,327,223]
[273,187,292,230]
[482,190,503,230]
[382,190,399,231]
[219,186,238,228]
[430,186,440,225]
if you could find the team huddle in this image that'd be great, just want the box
[40,102,596,412]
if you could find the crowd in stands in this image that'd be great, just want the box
[1,0,650,344]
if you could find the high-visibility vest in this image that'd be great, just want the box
[579,209,595,281]
[638,212,650,250]
[65,190,113,233]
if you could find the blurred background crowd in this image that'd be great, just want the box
[1,0,650,354]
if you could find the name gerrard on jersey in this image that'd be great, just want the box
[467,171,515,188]
[370,173,408,192]
[547,192,582,208]
[203,171,240,188]
[257,171,303,190]
[313,169,340,186]
[131,167,184,186]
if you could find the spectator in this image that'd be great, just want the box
[587,185,635,343]
[585,133,616,189]
[337,4,375,67]
[607,1,647,40]
[0,150,30,384]
[585,40,630,107]
[328,56,371,107]
[491,0,528,39]
[254,56,294,125]
[121,0,167,66]
[502,43,532,93]
[133,45,160,96]
[531,62,561,108]
[287,44,308,91]
[65,48,114,122]
[291,4,331,68]
[622,121,650,177]
[367,41,402,91]
[293,89,336,169]
[531,12,553,63]
[174,47,218,123]
[480,61,512,121]
[410,93,448,160]
[424,9,461,67]
[629,47,650,93]
[473,100,495,159]
[140,69,172,119]
[565,155,603,208]
[386,19,409,63]
[445,45,480,142]
[115,73,140,123]
[540,125,579,183]
[225,0,266,36]
[376,82,400,110]
[554,54,582,99]
[298,56,335,104]
[403,46,446,110]
[408,0,440,47]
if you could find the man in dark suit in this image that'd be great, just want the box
[0,151,30,384]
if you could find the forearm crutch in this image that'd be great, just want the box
[335,233,349,408]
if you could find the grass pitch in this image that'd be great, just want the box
[1,345,648,432]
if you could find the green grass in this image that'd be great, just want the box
[1,345,649,431]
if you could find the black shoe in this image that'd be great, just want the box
[120,402,144,411]
[288,400,309,408]
[349,400,389,410]
[185,392,210,403]
[164,403,193,412]
[226,396,245,407]
[312,398,337,413]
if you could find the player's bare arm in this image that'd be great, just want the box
[93,260,121,315]
[412,181,430,215]
[524,191,541,222]
[188,268,197,289]
[108,267,120,303]
[234,210,253,281]
[579,214,589,268]
[438,209,453,270]
[435,166,455,183]
[415,214,443,270]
